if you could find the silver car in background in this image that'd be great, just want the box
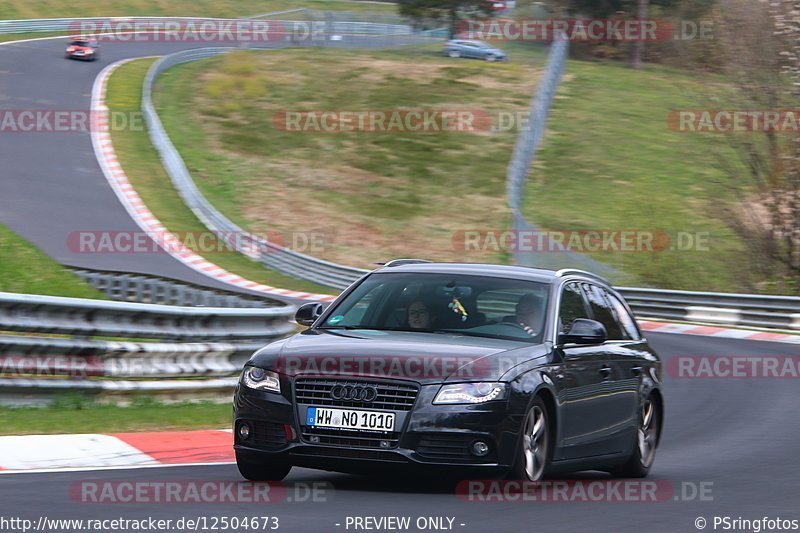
[443,40,507,62]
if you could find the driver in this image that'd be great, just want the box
[515,293,542,336]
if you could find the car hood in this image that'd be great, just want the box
[249,329,549,384]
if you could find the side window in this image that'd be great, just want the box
[558,282,590,334]
[583,284,623,340]
[606,292,640,340]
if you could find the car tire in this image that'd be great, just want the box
[448,50,461,58]
[485,54,496,62]
[236,453,292,481]
[610,395,660,478]
[507,396,551,481]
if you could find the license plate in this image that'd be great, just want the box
[306,407,395,431]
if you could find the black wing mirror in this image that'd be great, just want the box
[558,318,607,345]
[295,302,326,327]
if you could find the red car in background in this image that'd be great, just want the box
[65,38,99,61]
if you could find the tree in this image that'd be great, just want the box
[708,0,800,287]
[397,0,495,38]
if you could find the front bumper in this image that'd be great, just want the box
[233,379,521,474]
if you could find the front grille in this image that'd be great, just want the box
[294,378,419,411]
[239,420,287,449]
[290,447,407,462]
[301,427,401,448]
[417,434,481,462]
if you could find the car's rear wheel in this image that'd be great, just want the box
[448,50,461,58]
[611,395,660,478]
[236,453,292,481]
[508,397,550,481]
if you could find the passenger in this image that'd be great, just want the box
[407,300,433,329]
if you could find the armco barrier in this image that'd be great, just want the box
[0,291,295,341]
[617,287,800,331]
[0,290,295,401]
[69,266,280,307]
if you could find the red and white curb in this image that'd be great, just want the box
[90,60,335,303]
[639,320,800,344]
[0,429,234,473]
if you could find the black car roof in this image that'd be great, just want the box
[371,262,606,285]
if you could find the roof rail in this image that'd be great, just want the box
[554,268,610,284]
[377,259,433,268]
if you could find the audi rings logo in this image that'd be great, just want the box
[330,384,379,402]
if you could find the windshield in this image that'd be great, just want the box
[319,272,549,342]
[70,40,91,47]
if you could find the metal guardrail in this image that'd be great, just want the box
[0,291,295,341]
[618,288,800,331]
[69,266,279,307]
[143,47,370,290]
[0,289,296,400]
[505,36,621,281]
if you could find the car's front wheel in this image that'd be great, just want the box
[484,54,496,62]
[508,396,550,481]
[611,394,660,478]
[236,453,292,481]
[448,50,461,58]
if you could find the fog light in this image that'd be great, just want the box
[471,441,489,457]
[238,423,251,440]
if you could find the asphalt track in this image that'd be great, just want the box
[0,35,418,300]
[2,331,799,532]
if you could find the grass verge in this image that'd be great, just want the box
[523,60,754,292]
[0,396,231,435]
[0,224,105,298]
[106,59,333,295]
[153,44,552,268]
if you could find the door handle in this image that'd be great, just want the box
[598,366,612,377]
[631,366,643,376]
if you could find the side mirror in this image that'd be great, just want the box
[295,302,326,327]
[558,318,607,345]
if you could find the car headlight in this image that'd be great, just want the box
[433,382,507,404]
[242,367,281,393]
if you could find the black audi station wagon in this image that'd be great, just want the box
[233,261,663,481]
